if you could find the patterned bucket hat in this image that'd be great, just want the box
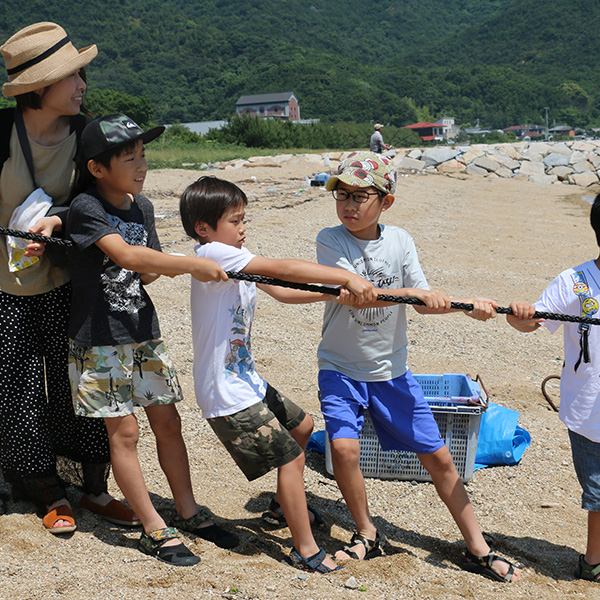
[325,151,397,195]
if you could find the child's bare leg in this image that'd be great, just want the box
[104,415,177,546]
[271,414,319,522]
[277,453,337,570]
[289,413,314,449]
[418,446,521,581]
[586,511,600,564]
[145,404,205,521]
[330,437,377,560]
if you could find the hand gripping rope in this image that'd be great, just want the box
[3,226,600,326]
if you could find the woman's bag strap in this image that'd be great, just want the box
[13,108,37,188]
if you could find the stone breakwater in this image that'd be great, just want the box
[393,140,600,187]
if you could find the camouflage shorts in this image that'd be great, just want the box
[207,385,306,481]
[68,338,183,418]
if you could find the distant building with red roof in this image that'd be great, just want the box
[503,124,545,138]
[402,121,445,142]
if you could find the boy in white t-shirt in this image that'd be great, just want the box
[508,195,600,583]
[179,175,377,573]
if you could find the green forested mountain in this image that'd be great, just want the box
[0,0,597,128]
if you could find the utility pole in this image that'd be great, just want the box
[544,107,549,138]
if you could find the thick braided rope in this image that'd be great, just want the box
[227,271,600,326]
[1,228,596,326]
[0,226,74,247]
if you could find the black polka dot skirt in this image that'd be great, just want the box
[0,284,110,481]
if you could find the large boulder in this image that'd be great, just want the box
[543,153,570,167]
[465,163,488,175]
[518,161,546,177]
[571,141,597,152]
[569,172,599,187]
[422,147,460,166]
[528,142,552,156]
[587,154,600,169]
[437,159,467,173]
[572,160,593,174]
[460,146,487,164]
[496,143,522,160]
[496,166,514,178]
[569,151,587,165]
[550,142,572,156]
[394,156,426,171]
[549,166,574,181]
[489,151,520,171]
[472,156,501,172]
[529,173,558,185]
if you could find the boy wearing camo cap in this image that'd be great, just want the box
[65,114,239,566]
[317,151,521,582]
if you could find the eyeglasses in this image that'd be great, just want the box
[332,188,381,204]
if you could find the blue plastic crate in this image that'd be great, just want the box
[325,373,487,483]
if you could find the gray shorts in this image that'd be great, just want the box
[569,429,600,511]
[207,384,306,481]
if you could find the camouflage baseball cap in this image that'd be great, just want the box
[325,151,397,195]
[79,113,164,163]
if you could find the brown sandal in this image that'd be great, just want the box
[80,496,140,527]
[43,504,76,534]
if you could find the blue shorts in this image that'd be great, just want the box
[318,369,444,454]
[568,429,600,511]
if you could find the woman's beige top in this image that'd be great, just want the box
[0,124,76,295]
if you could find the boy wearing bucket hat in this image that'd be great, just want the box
[65,114,239,565]
[316,151,521,581]
[0,22,137,535]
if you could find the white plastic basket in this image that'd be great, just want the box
[324,373,487,483]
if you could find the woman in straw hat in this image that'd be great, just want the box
[0,22,138,533]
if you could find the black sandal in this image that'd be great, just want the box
[138,527,200,566]
[172,508,239,549]
[462,547,517,582]
[261,497,324,528]
[289,547,341,573]
[339,531,383,561]
[575,554,600,582]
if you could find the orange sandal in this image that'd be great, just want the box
[43,504,76,534]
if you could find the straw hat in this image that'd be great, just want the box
[1,22,97,98]
[374,123,384,130]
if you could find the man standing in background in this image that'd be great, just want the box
[370,123,388,153]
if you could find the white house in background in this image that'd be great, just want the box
[235,92,301,121]
[435,116,460,140]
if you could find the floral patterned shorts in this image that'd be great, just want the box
[68,338,182,418]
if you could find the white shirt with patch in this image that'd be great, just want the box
[535,259,600,442]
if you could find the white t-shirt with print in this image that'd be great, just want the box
[317,223,429,382]
[191,241,267,418]
[535,259,600,442]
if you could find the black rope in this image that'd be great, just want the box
[0,226,74,247]
[1,227,597,326]
[226,271,600,326]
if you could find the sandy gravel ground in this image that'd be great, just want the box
[2,154,599,600]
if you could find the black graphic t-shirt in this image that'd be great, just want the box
[66,189,161,346]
